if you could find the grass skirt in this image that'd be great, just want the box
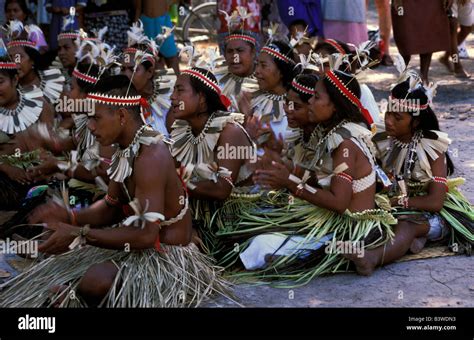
[393,178,473,254]
[215,191,396,287]
[0,243,233,307]
[192,188,263,256]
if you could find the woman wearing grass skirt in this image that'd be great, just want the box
[218,70,396,286]
[345,73,473,276]
[169,63,256,256]
[0,75,231,307]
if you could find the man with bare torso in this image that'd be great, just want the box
[134,0,180,74]
[29,75,192,305]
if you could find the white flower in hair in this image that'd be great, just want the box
[267,22,279,43]
[79,28,88,40]
[424,82,438,104]
[220,9,240,30]
[236,6,251,23]
[328,53,348,71]
[295,53,319,73]
[349,40,376,68]
[127,20,149,47]
[290,29,307,48]
[5,19,24,40]
[309,52,327,72]
[392,54,422,92]
[97,44,118,76]
[154,26,174,53]
[25,24,44,44]
[180,45,203,68]
[205,47,223,72]
[90,26,108,42]
[76,39,100,63]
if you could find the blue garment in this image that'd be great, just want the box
[277,0,324,36]
[140,14,178,58]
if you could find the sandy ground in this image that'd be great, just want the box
[1,3,473,308]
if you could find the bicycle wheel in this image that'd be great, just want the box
[181,2,218,45]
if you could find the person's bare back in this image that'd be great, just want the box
[139,0,169,18]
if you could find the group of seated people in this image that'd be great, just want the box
[0,8,472,307]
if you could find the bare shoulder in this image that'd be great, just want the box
[39,99,54,124]
[135,141,174,174]
[219,122,249,145]
[333,139,359,158]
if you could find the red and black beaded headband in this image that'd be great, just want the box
[87,93,153,120]
[0,62,19,70]
[225,33,256,46]
[181,68,232,109]
[7,40,36,49]
[58,32,80,41]
[261,45,293,64]
[87,93,141,106]
[325,39,346,55]
[73,68,99,84]
[326,71,374,126]
[181,68,221,95]
[291,78,314,96]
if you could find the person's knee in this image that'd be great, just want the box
[78,262,118,299]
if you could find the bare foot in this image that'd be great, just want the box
[343,251,378,276]
[438,55,454,73]
[409,237,427,254]
[264,254,281,264]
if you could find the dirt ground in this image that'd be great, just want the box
[1,3,473,308]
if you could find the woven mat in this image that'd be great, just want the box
[396,246,457,262]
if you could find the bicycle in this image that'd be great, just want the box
[175,0,218,45]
